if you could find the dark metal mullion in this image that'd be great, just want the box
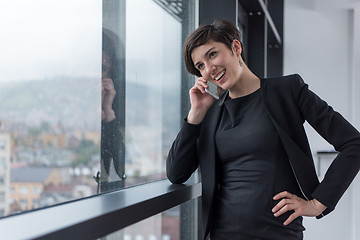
[180,1,199,239]
[247,11,265,77]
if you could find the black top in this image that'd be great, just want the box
[211,89,305,239]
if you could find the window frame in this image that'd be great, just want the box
[0,180,201,240]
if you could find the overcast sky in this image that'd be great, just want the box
[0,0,182,88]
[0,0,102,82]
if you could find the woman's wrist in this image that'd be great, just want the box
[102,109,116,122]
[187,109,206,125]
[311,198,327,215]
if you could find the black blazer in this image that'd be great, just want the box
[166,74,360,239]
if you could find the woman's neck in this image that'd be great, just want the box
[228,67,260,99]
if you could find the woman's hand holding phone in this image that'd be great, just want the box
[187,77,217,124]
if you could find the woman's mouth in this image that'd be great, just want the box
[215,70,226,82]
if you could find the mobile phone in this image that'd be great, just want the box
[205,81,219,100]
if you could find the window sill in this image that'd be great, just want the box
[0,179,201,240]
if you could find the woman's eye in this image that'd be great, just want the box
[209,52,216,58]
[198,64,204,70]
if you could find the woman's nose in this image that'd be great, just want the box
[204,64,215,78]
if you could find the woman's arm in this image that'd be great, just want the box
[293,74,360,215]
[272,75,360,224]
[167,77,216,184]
[166,120,201,184]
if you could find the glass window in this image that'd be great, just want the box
[0,0,101,218]
[0,192,4,202]
[32,199,40,207]
[0,158,5,170]
[19,186,28,195]
[32,186,42,195]
[101,199,199,240]
[104,206,181,240]
[0,140,6,150]
[124,0,181,186]
[100,0,194,192]
[19,199,28,208]
[0,0,195,218]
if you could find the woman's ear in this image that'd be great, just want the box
[232,39,242,58]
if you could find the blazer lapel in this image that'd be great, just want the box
[266,112,319,200]
[260,79,319,200]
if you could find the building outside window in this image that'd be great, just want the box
[0,158,6,171]
[32,199,40,208]
[18,186,29,195]
[0,140,6,150]
[19,199,28,208]
[0,192,5,202]
[32,186,42,194]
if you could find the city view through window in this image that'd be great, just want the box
[0,0,102,217]
[0,0,184,223]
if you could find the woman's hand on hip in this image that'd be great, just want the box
[272,191,327,225]
[187,77,217,124]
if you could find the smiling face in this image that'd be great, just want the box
[191,40,243,91]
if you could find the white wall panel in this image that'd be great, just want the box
[284,1,360,239]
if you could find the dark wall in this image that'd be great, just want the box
[199,0,237,25]
[198,0,284,78]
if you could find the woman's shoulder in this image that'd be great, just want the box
[261,74,306,92]
[262,73,303,85]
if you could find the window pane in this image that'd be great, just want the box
[102,199,199,240]
[0,0,195,219]
[0,0,102,217]
[100,0,193,192]
[125,0,181,186]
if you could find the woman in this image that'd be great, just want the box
[166,20,360,239]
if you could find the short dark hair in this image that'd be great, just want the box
[183,20,245,77]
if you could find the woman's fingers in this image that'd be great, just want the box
[283,212,299,226]
[272,198,294,216]
[194,78,209,93]
[272,191,327,226]
[197,76,207,83]
[273,191,293,200]
[187,77,217,124]
[272,191,303,225]
[272,191,295,215]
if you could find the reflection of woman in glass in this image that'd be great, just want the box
[167,20,360,239]
[102,45,116,123]
[100,29,125,189]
